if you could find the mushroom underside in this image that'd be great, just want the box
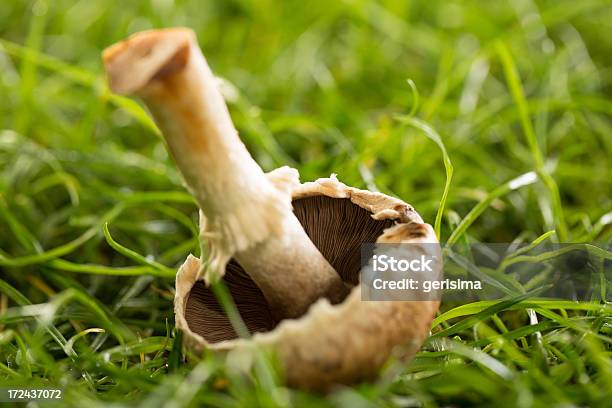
[185,195,396,343]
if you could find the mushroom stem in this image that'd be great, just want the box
[103,28,348,319]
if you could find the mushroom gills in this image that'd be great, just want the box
[185,196,396,343]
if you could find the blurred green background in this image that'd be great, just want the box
[0,0,610,407]
[1,0,610,243]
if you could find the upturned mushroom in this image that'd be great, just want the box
[103,28,441,391]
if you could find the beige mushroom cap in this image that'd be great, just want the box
[175,176,441,391]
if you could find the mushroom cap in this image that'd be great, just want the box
[174,175,441,391]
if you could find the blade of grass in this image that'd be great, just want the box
[429,292,540,341]
[102,222,175,278]
[101,337,174,361]
[0,196,42,253]
[47,259,161,277]
[12,0,47,135]
[405,79,420,117]
[0,203,125,267]
[395,115,453,240]
[499,243,612,271]
[432,299,610,328]
[442,339,514,380]
[503,230,556,262]
[446,171,537,245]
[496,41,568,241]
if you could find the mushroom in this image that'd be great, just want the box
[103,28,441,391]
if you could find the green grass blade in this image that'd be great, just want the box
[48,259,167,278]
[495,41,568,241]
[446,172,537,245]
[432,299,610,328]
[395,115,453,240]
[102,222,175,278]
[0,204,125,267]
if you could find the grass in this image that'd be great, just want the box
[0,0,611,406]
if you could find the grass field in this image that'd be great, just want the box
[0,0,611,406]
